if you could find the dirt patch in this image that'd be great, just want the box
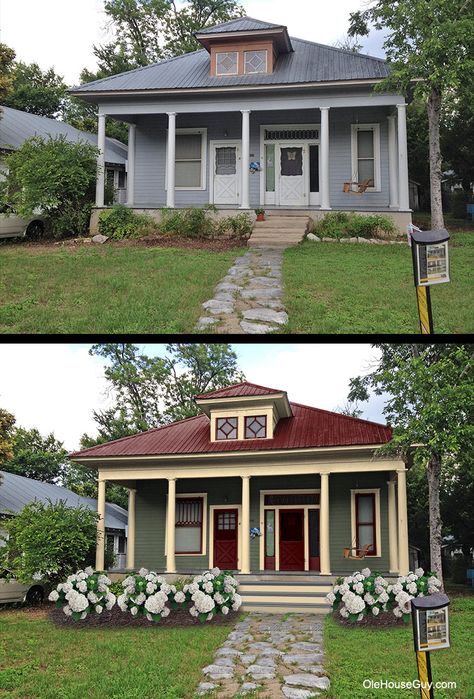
[139,234,245,251]
[332,611,407,629]
[1,235,245,253]
[49,605,239,629]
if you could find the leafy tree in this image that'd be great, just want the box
[0,500,99,584]
[0,408,16,463]
[0,135,98,237]
[407,99,430,195]
[1,427,68,483]
[64,460,129,510]
[349,0,474,229]
[442,89,474,194]
[348,344,474,589]
[0,44,16,104]
[3,62,68,118]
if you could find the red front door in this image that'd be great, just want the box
[213,509,238,570]
[279,509,305,571]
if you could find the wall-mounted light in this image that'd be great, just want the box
[224,129,229,137]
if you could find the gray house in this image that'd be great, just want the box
[71,16,412,235]
[0,471,128,570]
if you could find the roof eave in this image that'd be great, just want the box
[194,27,293,53]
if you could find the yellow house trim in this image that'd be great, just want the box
[210,405,275,441]
[208,504,242,569]
[350,488,382,558]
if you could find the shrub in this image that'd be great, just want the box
[48,567,116,621]
[117,568,178,622]
[182,567,242,622]
[159,207,253,240]
[217,212,253,240]
[311,212,397,239]
[98,204,156,240]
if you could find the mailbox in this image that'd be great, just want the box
[410,228,450,287]
[411,593,450,699]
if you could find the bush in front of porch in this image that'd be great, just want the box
[309,211,398,240]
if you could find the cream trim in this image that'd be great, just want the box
[212,405,274,441]
[209,504,242,569]
[164,492,208,557]
[350,488,382,558]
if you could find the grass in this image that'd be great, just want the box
[282,231,473,334]
[0,607,232,698]
[322,594,473,699]
[0,244,242,334]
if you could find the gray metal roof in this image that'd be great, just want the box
[71,37,388,95]
[0,106,127,165]
[196,16,285,34]
[0,470,127,531]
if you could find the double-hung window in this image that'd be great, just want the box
[351,124,381,191]
[174,129,206,189]
[355,493,377,555]
[175,497,203,553]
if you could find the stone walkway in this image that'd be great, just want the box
[196,613,330,698]
[196,249,289,335]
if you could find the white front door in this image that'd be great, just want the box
[212,142,241,205]
[278,143,306,206]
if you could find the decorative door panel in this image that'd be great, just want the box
[279,509,305,570]
[213,144,240,205]
[279,146,305,206]
[213,508,238,570]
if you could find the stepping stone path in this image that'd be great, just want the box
[195,613,330,697]
[196,249,289,334]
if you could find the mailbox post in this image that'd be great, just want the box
[411,593,450,699]
[408,226,450,334]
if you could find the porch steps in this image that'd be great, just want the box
[237,574,333,614]
[248,214,310,249]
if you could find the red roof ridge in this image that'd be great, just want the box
[288,401,391,431]
[195,380,286,399]
[68,413,207,458]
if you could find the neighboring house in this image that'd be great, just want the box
[70,16,412,236]
[0,470,128,571]
[0,105,128,202]
[69,381,410,612]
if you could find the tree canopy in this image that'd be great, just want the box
[0,44,16,104]
[0,408,16,463]
[2,62,68,118]
[1,427,68,483]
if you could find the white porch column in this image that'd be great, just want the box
[95,113,106,207]
[240,110,251,209]
[126,488,136,570]
[241,476,251,573]
[166,112,176,208]
[126,123,136,207]
[96,478,106,570]
[387,478,398,572]
[397,104,410,210]
[320,107,331,210]
[387,114,399,209]
[397,469,410,575]
[166,478,177,573]
[320,472,331,574]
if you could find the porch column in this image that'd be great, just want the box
[166,112,176,208]
[320,472,331,574]
[166,478,177,573]
[387,478,398,572]
[396,104,410,210]
[240,110,251,209]
[126,488,136,570]
[320,107,331,210]
[397,468,410,575]
[95,113,106,207]
[96,478,106,570]
[387,114,399,208]
[241,476,251,573]
[126,123,136,207]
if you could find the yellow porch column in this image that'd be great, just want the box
[397,469,410,574]
[126,488,136,570]
[241,476,251,574]
[320,472,331,574]
[96,478,106,570]
[166,478,177,573]
[387,479,399,573]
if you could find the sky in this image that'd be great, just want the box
[0,343,386,451]
[0,0,387,85]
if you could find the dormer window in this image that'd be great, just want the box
[244,50,267,74]
[216,51,238,76]
[244,415,267,439]
[216,416,238,440]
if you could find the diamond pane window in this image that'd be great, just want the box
[216,52,238,76]
[244,415,267,439]
[244,50,267,74]
[216,416,238,440]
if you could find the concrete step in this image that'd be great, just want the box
[252,228,307,235]
[254,219,308,229]
[241,601,330,614]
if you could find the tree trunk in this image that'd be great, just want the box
[427,89,445,230]
[427,453,444,590]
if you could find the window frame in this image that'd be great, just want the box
[244,49,268,75]
[165,127,208,192]
[175,496,204,555]
[244,414,267,440]
[350,123,381,192]
[215,416,239,441]
[215,51,239,76]
[350,488,381,557]
[165,492,208,557]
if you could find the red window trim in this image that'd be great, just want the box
[355,493,377,556]
[244,414,267,439]
[175,497,203,554]
[215,416,238,440]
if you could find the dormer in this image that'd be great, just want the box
[194,16,293,78]
[195,381,293,442]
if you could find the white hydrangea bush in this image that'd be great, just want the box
[183,568,242,622]
[117,568,177,622]
[48,567,116,621]
[327,567,441,623]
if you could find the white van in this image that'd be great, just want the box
[0,209,45,239]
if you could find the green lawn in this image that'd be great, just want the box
[0,607,232,698]
[282,232,473,334]
[0,244,241,334]
[322,594,473,699]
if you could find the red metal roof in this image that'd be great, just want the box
[195,381,285,399]
[69,401,392,459]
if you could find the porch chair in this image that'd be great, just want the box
[342,178,372,195]
[343,542,372,560]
